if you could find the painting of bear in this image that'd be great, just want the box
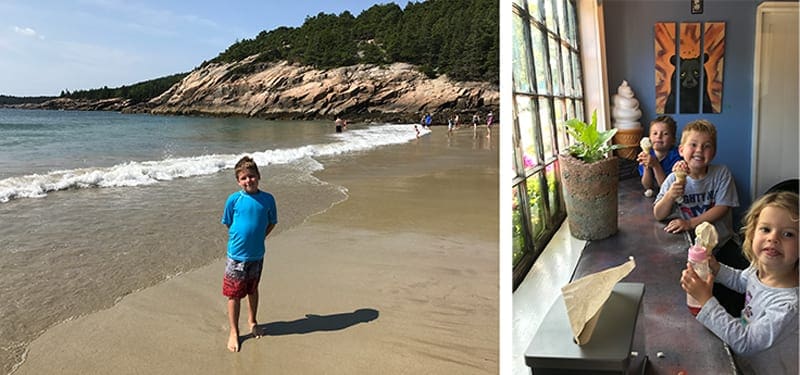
[664,53,713,113]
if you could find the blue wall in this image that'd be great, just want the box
[603,0,765,222]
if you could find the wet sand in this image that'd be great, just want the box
[14,127,499,374]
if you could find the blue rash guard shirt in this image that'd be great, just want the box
[637,147,682,181]
[221,190,277,262]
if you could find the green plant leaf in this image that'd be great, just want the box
[563,109,621,164]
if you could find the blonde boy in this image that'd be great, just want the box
[653,119,739,247]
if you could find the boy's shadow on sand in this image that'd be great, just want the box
[246,308,379,340]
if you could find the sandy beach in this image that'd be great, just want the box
[13,127,499,374]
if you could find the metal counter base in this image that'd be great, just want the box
[525,282,646,375]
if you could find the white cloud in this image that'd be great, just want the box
[12,26,44,40]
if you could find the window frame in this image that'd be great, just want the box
[511,0,585,290]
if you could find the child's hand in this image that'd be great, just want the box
[708,256,720,276]
[664,218,690,233]
[637,152,653,168]
[680,262,714,306]
[669,179,685,202]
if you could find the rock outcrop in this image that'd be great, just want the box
[13,97,134,112]
[13,56,498,124]
[145,56,497,123]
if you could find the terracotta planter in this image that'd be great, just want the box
[558,153,619,240]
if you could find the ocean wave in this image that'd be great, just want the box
[0,124,430,203]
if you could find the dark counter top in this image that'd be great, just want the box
[569,177,736,374]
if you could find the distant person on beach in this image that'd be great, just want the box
[221,156,278,352]
[335,118,344,133]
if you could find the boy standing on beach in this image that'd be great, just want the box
[221,156,278,352]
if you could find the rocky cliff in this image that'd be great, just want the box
[145,56,498,123]
[14,56,498,124]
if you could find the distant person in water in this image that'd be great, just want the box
[486,111,494,128]
[424,113,432,129]
[454,114,460,129]
[221,156,278,352]
[447,117,454,136]
[335,118,344,133]
[472,113,480,130]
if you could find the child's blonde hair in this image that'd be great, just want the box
[234,156,260,180]
[680,119,717,149]
[740,191,800,269]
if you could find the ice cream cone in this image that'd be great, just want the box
[672,161,688,204]
[695,221,719,255]
[639,137,652,154]
[674,170,686,184]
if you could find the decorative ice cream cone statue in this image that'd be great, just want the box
[611,81,643,160]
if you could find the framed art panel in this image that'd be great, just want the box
[654,22,676,114]
[703,22,726,113]
[677,22,702,113]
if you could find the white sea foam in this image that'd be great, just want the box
[0,123,430,203]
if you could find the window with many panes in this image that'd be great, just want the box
[512,0,584,289]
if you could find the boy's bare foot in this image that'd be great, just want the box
[250,322,262,338]
[228,331,240,352]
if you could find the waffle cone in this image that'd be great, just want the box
[613,127,643,160]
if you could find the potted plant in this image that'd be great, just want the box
[558,110,624,240]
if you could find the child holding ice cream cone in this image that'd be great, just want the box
[655,120,745,315]
[680,191,798,375]
[654,119,739,246]
[637,115,681,197]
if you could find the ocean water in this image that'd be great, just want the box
[0,108,431,374]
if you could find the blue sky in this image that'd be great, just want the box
[0,0,406,97]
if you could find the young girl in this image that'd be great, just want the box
[681,191,798,374]
[637,115,681,196]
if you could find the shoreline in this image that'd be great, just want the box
[13,127,499,374]
[0,106,500,129]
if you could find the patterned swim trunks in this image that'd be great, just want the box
[222,258,263,299]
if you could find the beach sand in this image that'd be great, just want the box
[14,127,499,374]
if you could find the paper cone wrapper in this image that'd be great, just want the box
[561,258,636,345]
[613,128,643,160]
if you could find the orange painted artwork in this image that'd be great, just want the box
[654,22,676,114]
[657,21,725,114]
[703,22,725,113]
[677,22,703,113]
